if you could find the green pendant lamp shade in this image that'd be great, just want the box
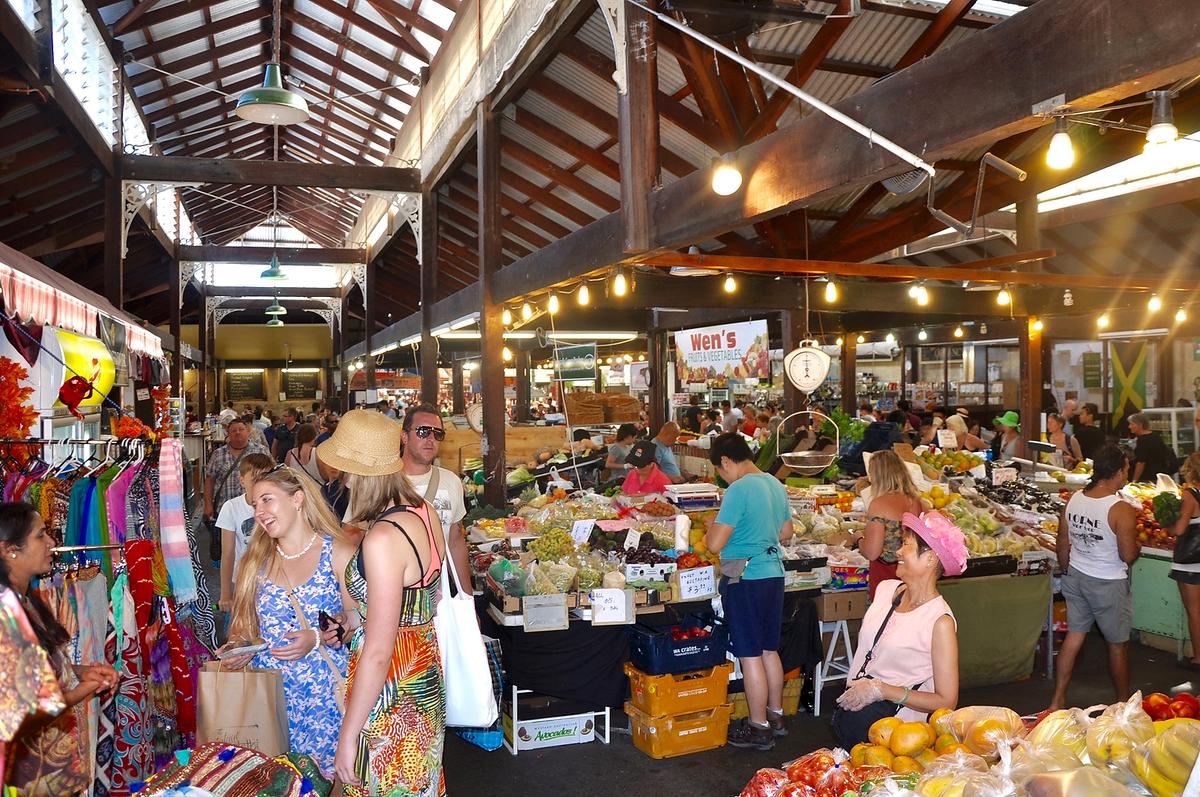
[266,317,285,327]
[265,297,287,315]
[260,253,287,281]
[236,63,310,126]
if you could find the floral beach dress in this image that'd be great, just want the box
[344,503,445,797]
[250,536,348,774]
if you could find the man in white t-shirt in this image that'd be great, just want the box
[402,403,472,595]
[215,452,276,613]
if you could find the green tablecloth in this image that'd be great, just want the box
[940,573,1051,688]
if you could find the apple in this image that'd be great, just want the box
[1145,692,1173,711]
[1171,699,1198,719]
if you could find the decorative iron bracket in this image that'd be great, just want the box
[120,181,200,257]
[597,0,628,94]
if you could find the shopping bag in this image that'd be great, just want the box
[196,661,289,756]
[452,636,506,751]
[434,550,499,728]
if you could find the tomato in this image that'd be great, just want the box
[1149,703,1177,722]
[786,750,837,787]
[1173,693,1199,711]
[776,784,816,797]
[1144,692,1172,713]
[738,769,790,797]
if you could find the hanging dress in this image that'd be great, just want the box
[344,503,445,797]
[249,536,348,774]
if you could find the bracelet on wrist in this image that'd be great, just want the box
[895,686,911,706]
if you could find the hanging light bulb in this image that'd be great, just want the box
[1046,117,1075,170]
[914,284,929,306]
[502,346,513,362]
[1032,318,1044,332]
[501,307,512,326]
[624,354,633,363]
[723,272,737,293]
[1145,90,1179,152]
[547,294,560,314]
[237,64,311,126]
[521,302,533,321]
[638,354,646,361]
[856,334,865,344]
[835,336,844,346]
[577,283,590,306]
[1063,289,1074,307]
[710,154,742,196]
[612,268,629,297]
[907,284,919,299]
[917,329,928,341]
[1177,307,1188,323]
[1097,313,1110,329]
[954,326,964,338]
[885,332,896,344]
[1148,294,1162,312]
[824,279,838,303]
[996,287,1011,306]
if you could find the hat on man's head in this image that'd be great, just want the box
[315,408,404,476]
[625,439,657,468]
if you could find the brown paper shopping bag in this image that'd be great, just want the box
[196,661,289,756]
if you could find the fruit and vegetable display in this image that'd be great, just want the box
[918,450,985,477]
[739,693,1200,797]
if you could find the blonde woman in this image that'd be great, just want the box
[220,466,356,775]
[860,450,924,600]
[944,414,987,452]
[317,410,447,797]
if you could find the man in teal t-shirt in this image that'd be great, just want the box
[706,432,793,752]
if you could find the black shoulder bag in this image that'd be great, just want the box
[1174,488,1200,565]
[830,587,908,747]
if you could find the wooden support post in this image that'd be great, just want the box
[420,190,439,404]
[1015,199,1040,256]
[478,102,507,508]
[339,293,349,412]
[198,283,208,418]
[330,300,342,413]
[1020,317,1044,441]
[103,175,123,309]
[515,349,531,422]
[841,335,857,415]
[169,257,182,392]
[364,259,377,397]
[451,358,465,415]
[618,0,659,253]
[648,329,668,432]
[781,310,804,412]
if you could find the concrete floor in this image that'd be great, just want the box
[195,521,1191,797]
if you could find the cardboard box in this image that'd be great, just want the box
[817,589,868,621]
[503,694,597,752]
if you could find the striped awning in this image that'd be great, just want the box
[0,262,97,336]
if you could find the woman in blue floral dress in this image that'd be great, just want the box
[220,466,357,775]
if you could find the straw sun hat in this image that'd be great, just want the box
[315,408,403,476]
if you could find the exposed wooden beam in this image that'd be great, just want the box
[177,245,364,264]
[129,7,267,60]
[129,35,267,89]
[120,154,418,190]
[893,0,976,70]
[112,0,165,35]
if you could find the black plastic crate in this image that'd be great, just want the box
[952,555,1018,580]
[627,615,729,675]
[784,556,828,572]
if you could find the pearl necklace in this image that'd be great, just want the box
[276,532,318,561]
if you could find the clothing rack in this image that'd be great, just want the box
[53,543,125,553]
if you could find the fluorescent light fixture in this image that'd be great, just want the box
[449,314,477,330]
[1098,327,1169,340]
[431,324,452,336]
[226,368,265,373]
[281,367,320,373]
[549,331,641,341]
[907,0,1023,17]
[430,330,641,342]
[399,334,421,346]
[370,342,399,356]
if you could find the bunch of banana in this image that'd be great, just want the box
[1131,723,1200,797]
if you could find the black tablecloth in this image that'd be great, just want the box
[478,591,822,711]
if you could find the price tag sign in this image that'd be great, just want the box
[588,588,635,626]
[992,467,1018,486]
[570,519,596,546]
[937,429,959,449]
[623,530,642,550]
[674,566,717,601]
[521,594,570,633]
[136,388,151,402]
[792,496,817,514]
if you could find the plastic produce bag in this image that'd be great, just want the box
[739,769,790,797]
[784,749,861,797]
[487,558,526,597]
[915,749,990,797]
[1085,691,1155,771]
[1025,708,1090,762]
[1007,741,1082,786]
[1129,718,1200,797]
[524,561,577,595]
[1023,767,1139,797]
[947,706,1026,759]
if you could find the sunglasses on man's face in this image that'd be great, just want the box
[413,426,446,441]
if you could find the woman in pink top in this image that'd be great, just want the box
[832,511,967,747]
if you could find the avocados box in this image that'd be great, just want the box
[502,694,597,752]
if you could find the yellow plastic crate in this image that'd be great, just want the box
[624,662,734,717]
[624,702,733,759]
[730,677,803,721]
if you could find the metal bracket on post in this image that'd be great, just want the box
[597,0,628,94]
[213,309,243,325]
[313,309,336,329]
[179,261,200,306]
[121,181,201,257]
[204,295,225,327]
[359,191,422,263]
[317,297,343,329]
[350,263,368,298]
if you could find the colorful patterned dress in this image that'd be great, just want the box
[344,504,445,797]
[249,536,348,774]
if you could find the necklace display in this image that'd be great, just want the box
[276,532,318,561]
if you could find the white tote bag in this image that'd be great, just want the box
[434,531,499,728]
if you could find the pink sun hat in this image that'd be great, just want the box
[901,510,969,577]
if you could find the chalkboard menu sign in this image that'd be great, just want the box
[225,370,265,401]
[283,370,319,399]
